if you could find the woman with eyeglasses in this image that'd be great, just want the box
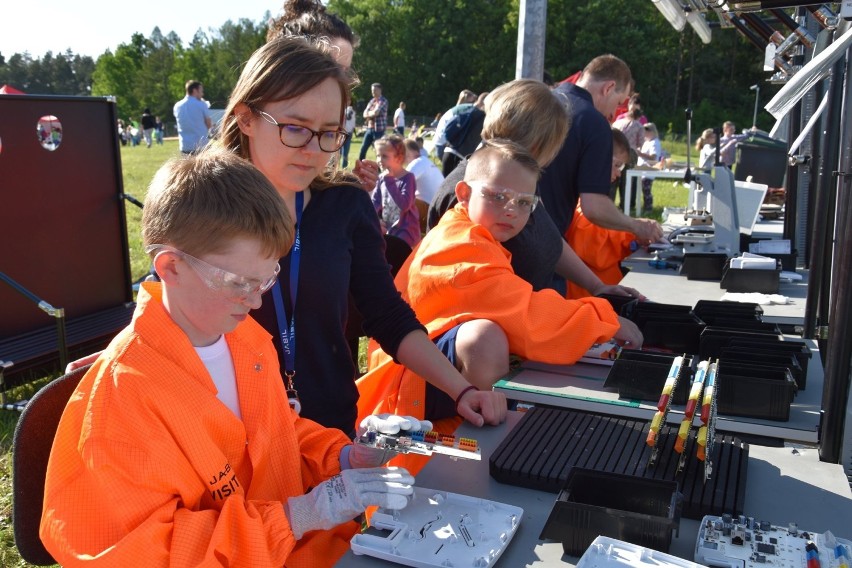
[217,37,506,437]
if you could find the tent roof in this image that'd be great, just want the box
[0,84,26,94]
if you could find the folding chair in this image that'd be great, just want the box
[12,364,90,565]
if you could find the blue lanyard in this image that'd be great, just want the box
[272,191,303,401]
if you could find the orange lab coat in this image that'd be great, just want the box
[41,282,356,567]
[357,205,620,472]
[565,206,637,299]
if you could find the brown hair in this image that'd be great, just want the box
[466,138,541,181]
[695,127,716,151]
[142,149,294,259]
[403,139,421,155]
[375,133,406,161]
[480,79,570,168]
[582,54,633,94]
[266,0,359,49]
[612,127,630,157]
[217,36,356,190]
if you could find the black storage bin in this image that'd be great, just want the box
[681,253,728,281]
[631,303,705,354]
[604,351,692,404]
[720,259,781,293]
[693,300,763,324]
[716,362,797,421]
[540,468,680,556]
[734,135,787,188]
[699,326,782,359]
[727,337,811,388]
[720,347,803,389]
[596,293,639,318]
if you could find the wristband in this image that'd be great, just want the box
[454,385,480,413]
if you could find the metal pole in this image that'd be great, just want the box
[819,30,852,465]
[750,84,760,128]
[515,0,547,81]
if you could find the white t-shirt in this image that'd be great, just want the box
[407,156,444,204]
[343,106,357,134]
[394,107,405,128]
[699,144,716,169]
[639,138,662,167]
[195,335,241,419]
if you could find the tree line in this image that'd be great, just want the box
[0,1,781,137]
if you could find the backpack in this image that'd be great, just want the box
[444,104,477,149]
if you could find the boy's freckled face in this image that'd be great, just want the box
[166,237,280,347]
[461,159,538,243]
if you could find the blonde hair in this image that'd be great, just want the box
[695,128,716,151]
[480,79,570,168]
[142,149,294,259]
[217,36,357,190]
[643,122,659,139]
[466,138,541,182]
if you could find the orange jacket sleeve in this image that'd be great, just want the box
[41,283,354,568]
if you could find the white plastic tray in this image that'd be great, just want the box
[350,486,523,567]
[577,536,707,568]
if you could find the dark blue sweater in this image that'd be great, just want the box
[252,184,423,434]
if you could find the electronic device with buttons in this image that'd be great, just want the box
[354,428,482,461]
[695,514,852,568]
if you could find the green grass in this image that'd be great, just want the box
[0,133,684,565]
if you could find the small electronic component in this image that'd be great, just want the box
[580,340,622,366]
[356,428,481,461]
[695,514,852,568]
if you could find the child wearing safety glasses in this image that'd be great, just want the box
[40,149,422,567]
[357,139,639,473]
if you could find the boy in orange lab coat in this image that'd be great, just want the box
[40,150,415,567]
[357,140,643,473]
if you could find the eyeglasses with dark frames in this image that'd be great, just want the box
[145,244,280,301]
[253,108,347,153]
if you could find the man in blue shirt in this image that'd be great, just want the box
[539,55,663,292]
[173,80,212,154]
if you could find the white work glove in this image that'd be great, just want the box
[348,414,434,469]
[285,467,414,539]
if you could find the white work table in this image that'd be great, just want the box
[620,246,809,325]
[336,412,852,567]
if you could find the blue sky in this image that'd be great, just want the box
[2,1,280,58]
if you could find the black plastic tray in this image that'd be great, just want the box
[720,347,803,389]
[720,259,781,293]
[604,351,693,404]
[681,253,728,281]
[716,361,797,421]
[699,326,783,359]
[540,467,680,556]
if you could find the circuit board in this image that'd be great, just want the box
[695,514,852,568]
[355,429,482,461]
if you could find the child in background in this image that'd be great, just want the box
[357,140,642,475]
[638,122,664,212]
[566,129,643,299]
[372,134,420,247]
[696,128,717,170]
[40,150,415,567]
